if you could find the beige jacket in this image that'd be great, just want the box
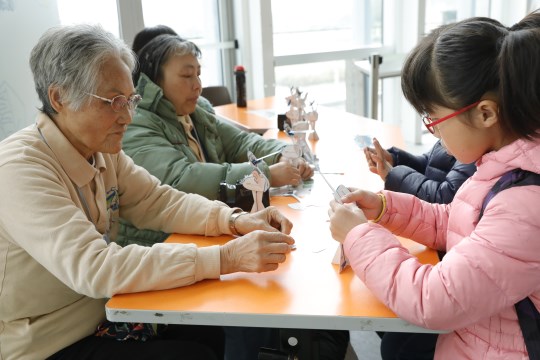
[0,114,235,360]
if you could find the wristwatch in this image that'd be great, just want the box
[229,210,248,236]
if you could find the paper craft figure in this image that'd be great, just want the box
[242,169,270,213]
[285,86,310,127]
[285,108,300,124]
[286,86,307,108]
[247,149,282,166]
[354,134,374,149]
[281,144,302,167]
[306,102,319,141]
[243,150,271,212]
[285,86,299,107]
[247,151,257,166]
[331,244,350,272]
[296,91,308,111]
[282,123,317,166]
[292,121,316,164]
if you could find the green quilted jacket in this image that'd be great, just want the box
[117,73,286,246]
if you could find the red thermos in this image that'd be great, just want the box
[234,65,247,107]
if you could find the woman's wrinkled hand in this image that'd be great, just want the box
[296,158,315,180]
[220,230,295,274]
[233,206,293,235]
[269,161,302,187]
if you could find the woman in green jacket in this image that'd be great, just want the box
[119,34,313,246]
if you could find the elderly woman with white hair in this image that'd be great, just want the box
[0,24,295,360]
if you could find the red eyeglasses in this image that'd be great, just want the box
[422,101,480,134]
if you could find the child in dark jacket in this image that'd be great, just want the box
[365,138,476,204]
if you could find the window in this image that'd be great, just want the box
[141,0,224,87]
[423,0,531,35]
[271,0,383,110]
[57,0,119,37]
[274,61,346,108]
[424,0,490,34]
[272,0,382,55]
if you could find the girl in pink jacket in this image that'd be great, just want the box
[329,11,540,360]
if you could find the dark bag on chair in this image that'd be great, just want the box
[480,169,540,360]
[219,181,270,212]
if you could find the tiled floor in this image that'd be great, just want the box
[349,331,382,359]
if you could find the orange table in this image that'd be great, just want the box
[106,197,438,333]
[261,101,407,192]
[213,97,282,134]
[106,101,440,333]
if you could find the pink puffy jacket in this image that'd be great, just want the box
[344,137,540,359]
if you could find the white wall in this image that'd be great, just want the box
[0,0,60,140]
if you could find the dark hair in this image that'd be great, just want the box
[133,34,202,86]
[499,12,540,138]
[400,24,449,117]
[402,11,540,139]
[132,25,180,55]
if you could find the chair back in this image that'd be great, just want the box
[201,86,233,106]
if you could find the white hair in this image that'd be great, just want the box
[29,24,136,116]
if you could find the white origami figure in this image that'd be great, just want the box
[306,106,319,141]
[286,86,304,108]
[281,144,302,167]
[285,89,298,108]
[242,169,270,213]
[285,87,310,126]
[296,91,308,111]
[292,121,315,164]
[285,108,300,125]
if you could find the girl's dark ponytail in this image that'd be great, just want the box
[498,11,540,139]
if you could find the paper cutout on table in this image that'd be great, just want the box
[334,184,351,204]
[311,242,328,253]
[331,244,349,272]
[280,142,305,191]
[248,149,282,165]
[281,144,302,166]
[284,121,316,165]
[285,108,300,124]
[306,101,319,141]
[285,86,320,141]
[242,170,270,213]
[316,175,351,272]
[314,165,351,206]
[285,87,308,126]
[287,202,323,210]
[332,185,351,272]
[243,151,270,213]
[354,134,374,149]
[246,109,277,120]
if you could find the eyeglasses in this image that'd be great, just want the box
[422,101,480,134]
[86,93,142,113]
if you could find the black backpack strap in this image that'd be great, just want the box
[479,169,540,219]
[516,298,540,360]
[480,168,540,359]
